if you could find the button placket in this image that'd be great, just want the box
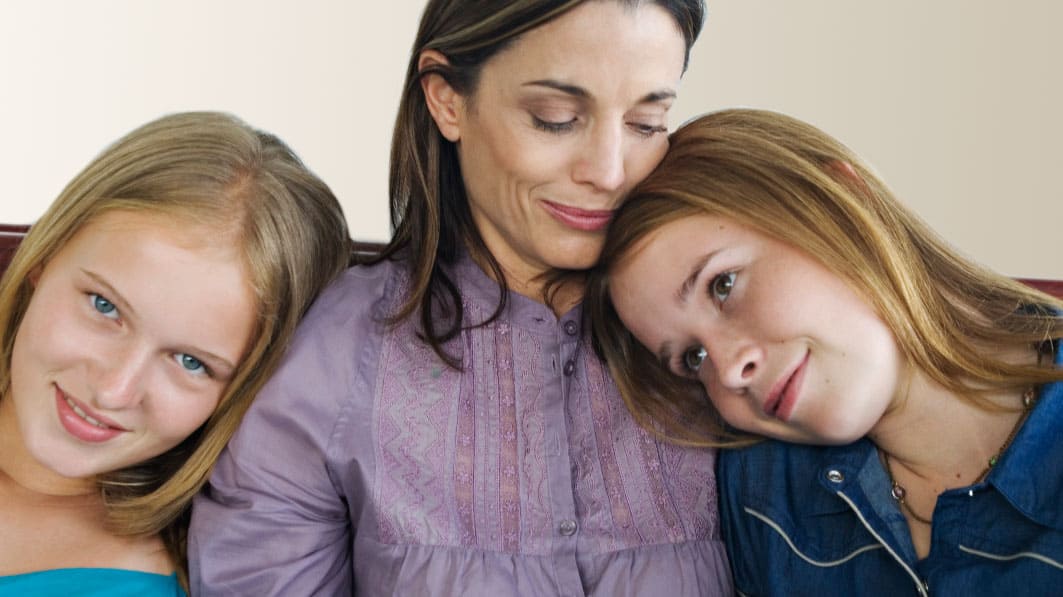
[563,319,579,336]
[563,360,576,376]
[558,519,578,536]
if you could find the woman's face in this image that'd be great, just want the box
[609,214,904,445]
[443,1,687,286]
[4,210,256,486]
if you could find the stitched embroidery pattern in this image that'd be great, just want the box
[495,321,522,552]
[372,286,718,554]
[374,322,456,545]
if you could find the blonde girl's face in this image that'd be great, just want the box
[4,210,257,484]
[609,214,905,445]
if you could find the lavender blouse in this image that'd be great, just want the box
[189,256,732,596]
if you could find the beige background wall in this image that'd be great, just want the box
[2,1,1059,278]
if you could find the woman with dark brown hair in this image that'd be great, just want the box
[190,1,734,596]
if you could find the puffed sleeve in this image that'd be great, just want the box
[189,266,387,595]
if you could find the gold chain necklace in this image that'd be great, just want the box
[881,386,1037,525]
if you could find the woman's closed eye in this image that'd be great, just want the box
[628,121,668,138]
[89,293,120,320]
[532,115,578,134]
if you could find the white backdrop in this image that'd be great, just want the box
[2,1,1060,278]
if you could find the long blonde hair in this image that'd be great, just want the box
[0,112,350,584]
[587,108,1063,447]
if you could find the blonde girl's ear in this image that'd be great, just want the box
[418,49,464,143]
[27,264,43,288]
[825,160,873,196]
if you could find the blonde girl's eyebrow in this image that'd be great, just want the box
[175,346,239,379]
[82,269,137,319]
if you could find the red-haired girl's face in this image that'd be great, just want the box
[610,214,903,445]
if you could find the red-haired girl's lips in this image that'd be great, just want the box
[55,386,127,443]
[762,351,809,422]
[774,352,808,422]
[541,200,614,232]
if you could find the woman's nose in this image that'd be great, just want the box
[573,122,626,192]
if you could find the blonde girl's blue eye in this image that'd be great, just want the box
[89,293,119,319]
[710,272,737,303]
[682,346,707,373]
[175,353,208,376]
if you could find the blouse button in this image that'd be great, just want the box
[826,469,845,483]
[563,320,579,336]
[563,360,576,376]
[559,519,578,536]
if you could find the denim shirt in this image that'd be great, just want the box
[719,345,1063,596]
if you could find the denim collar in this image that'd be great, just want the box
[807,344,1063,531]
[987,343,1063,530]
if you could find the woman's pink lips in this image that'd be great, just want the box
[541,200,614,232]
[762,351,809,422]
[55,385,127,443]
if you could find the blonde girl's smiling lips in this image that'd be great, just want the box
[55,384,129,442]
[762,350,809,422]
[540,200,615,232]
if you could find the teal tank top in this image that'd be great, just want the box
[0,568,185,596]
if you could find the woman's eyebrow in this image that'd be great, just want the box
[639,89,677,104]
[523,79,588,98]
[522,79,676,104]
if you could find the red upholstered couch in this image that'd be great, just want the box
[1,223,1061,298]
[0,224,28,274]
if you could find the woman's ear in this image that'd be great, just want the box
[418,50,463,142]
